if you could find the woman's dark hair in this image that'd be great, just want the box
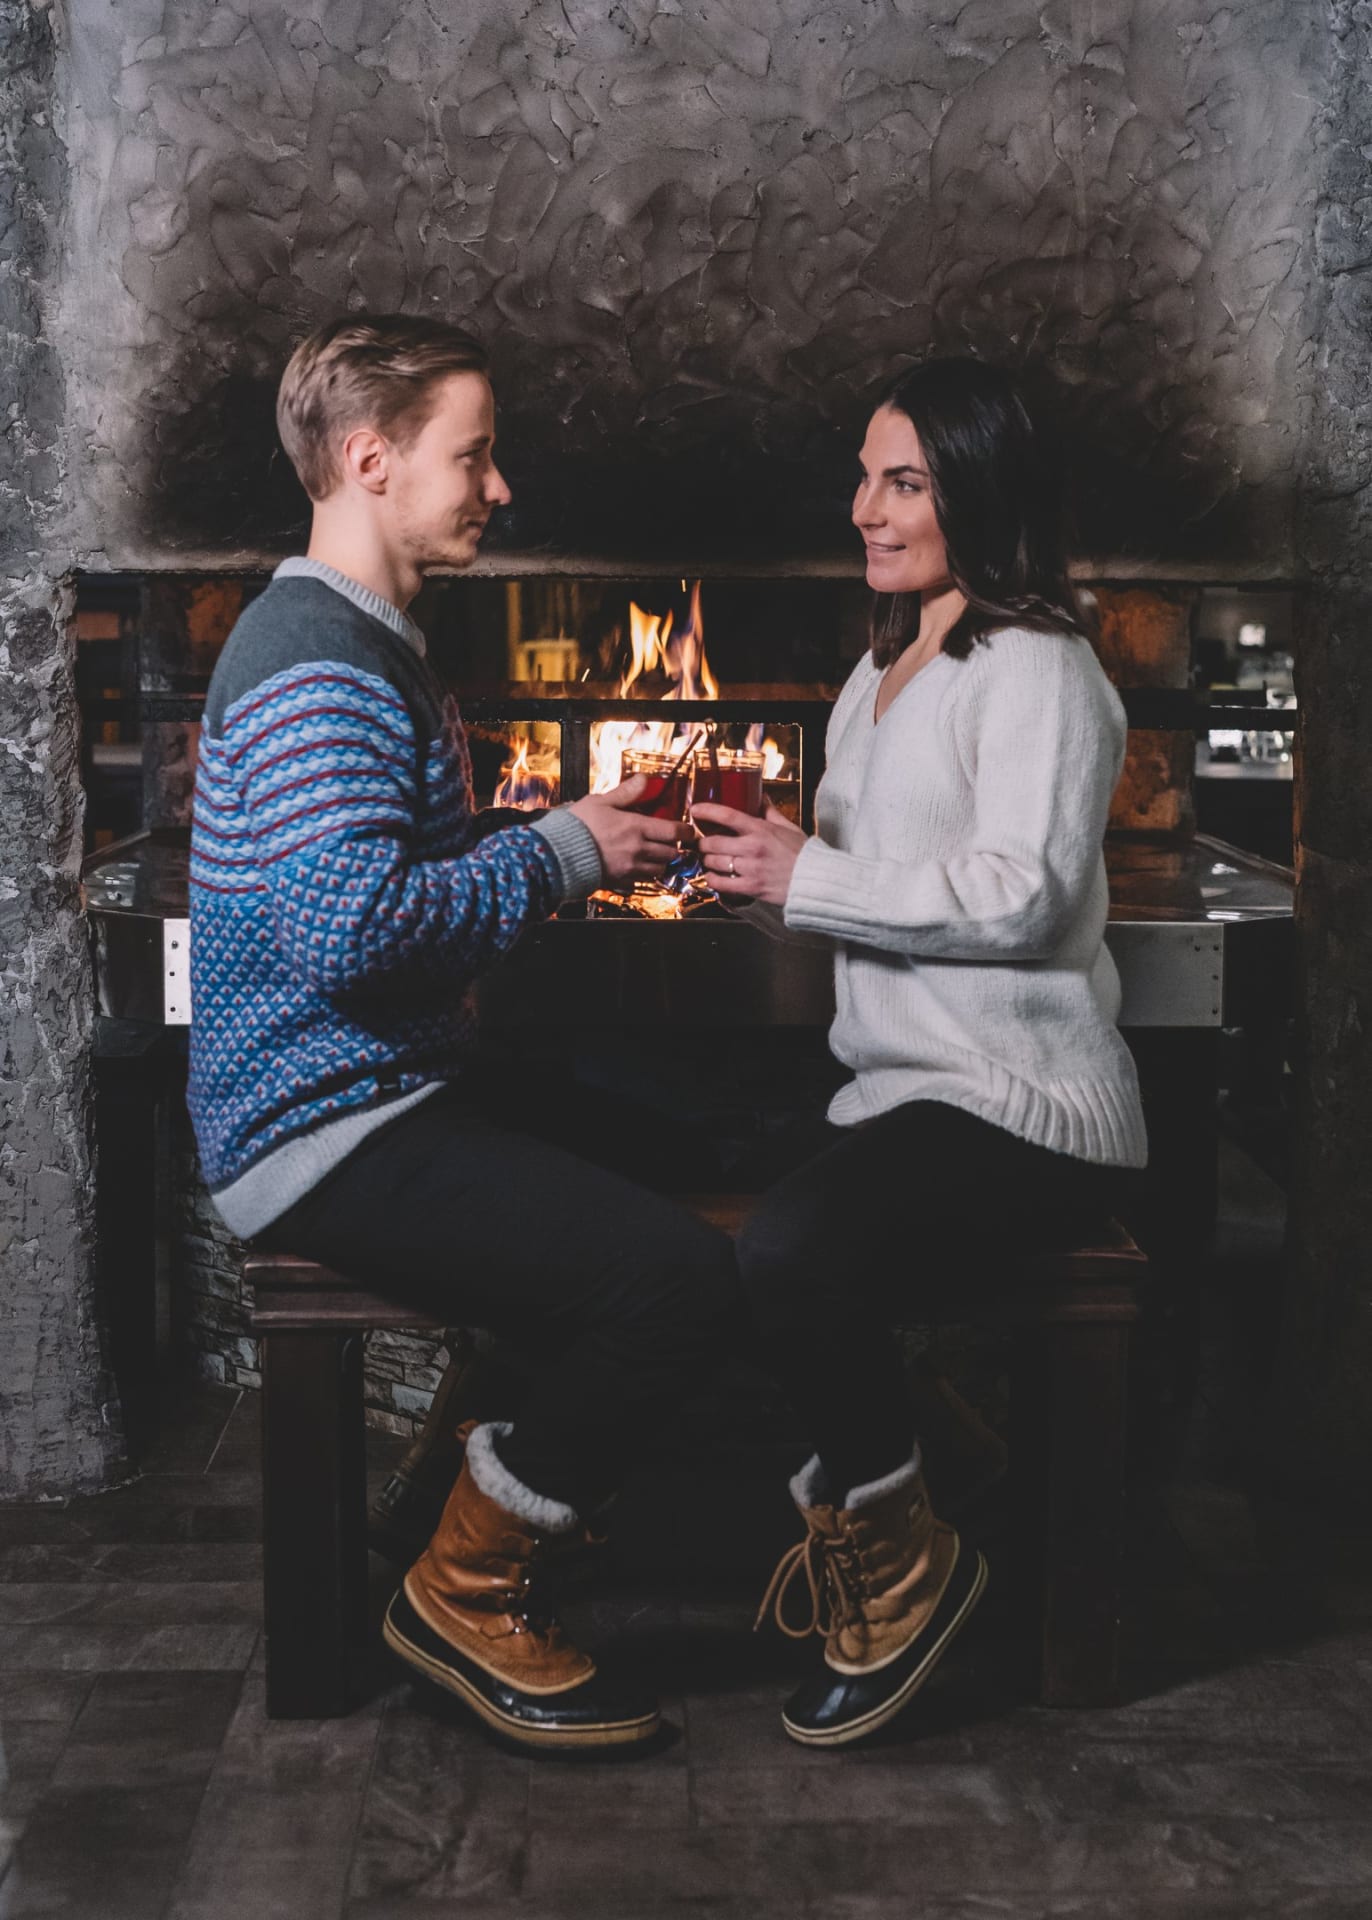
[867,358,1089,666]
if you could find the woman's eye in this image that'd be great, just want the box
[894,480,922,495]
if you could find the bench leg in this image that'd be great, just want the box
[260,1330,369,1717]
[1011,1319,1131,1707]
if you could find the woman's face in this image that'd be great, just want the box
[852,406,951,595]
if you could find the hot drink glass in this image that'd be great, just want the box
[620,748,690,822]
[690,748,765,827]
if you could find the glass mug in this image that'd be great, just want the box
[618,748,691,821]
[689,748,765,827]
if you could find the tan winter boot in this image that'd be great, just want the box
[756,1452,987,1747]
[383,1422,658,1752]
[368,1341,611,1579]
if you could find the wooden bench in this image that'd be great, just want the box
[246,1202,1146,1718]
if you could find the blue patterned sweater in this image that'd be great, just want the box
[187,561,601,1238]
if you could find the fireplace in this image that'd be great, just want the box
[79,567,1294,1435]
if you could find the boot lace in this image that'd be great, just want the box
[754,1528,866,1641]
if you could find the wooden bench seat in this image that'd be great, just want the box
[246,1200,1146,1718]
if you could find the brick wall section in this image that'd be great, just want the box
[171,1099,446,1437]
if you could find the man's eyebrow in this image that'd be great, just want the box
[456,434,492,454]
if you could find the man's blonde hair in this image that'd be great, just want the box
[276,314,490,501]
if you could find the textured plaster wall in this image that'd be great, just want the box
[57,0,1321,572]
[0,0,125,1496]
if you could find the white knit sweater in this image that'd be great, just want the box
[761,627,1147,1168]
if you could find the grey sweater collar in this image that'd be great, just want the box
[274,557,426,656]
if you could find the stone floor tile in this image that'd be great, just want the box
[826,1902,1048,1920]
[1050,1891,1372,1918]
[1011,1754,1372,1825]
[0,1671,94,1725]
[0,1718,78,1822]
[3,1780,208,1918]
[51,1670,243,1788]
[526,1721,689,1833]
[689,1758,1029,1828]
[165,1672,383,1920]
[518,1821,1053,1905]
[0,1621,258,1673]
[345,1688,528,1905]
[0,1579,260,1627]
[0,1673,94,1820]
[0,1499,259,1550]
[1040,1818,1372,1894]
[345,1900,773,1920]
[0,1541,263,1584]
[1084,1660,1369,1757]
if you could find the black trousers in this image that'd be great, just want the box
[735,1101,1121,1499]
[264,1076,739,1517]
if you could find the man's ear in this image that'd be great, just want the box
[339,426,389,495]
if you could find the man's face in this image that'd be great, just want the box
[387,372,511,571]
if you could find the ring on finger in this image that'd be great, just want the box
[728,855,738,878]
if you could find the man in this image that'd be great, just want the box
[188,314,738,1751]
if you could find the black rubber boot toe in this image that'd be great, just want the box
[781,1544,988,1749]
[383,1588,661,1753]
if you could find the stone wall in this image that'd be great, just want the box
[0,0,125,1496]
[1279,0,1372,1489]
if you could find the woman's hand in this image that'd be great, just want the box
[693,802,809,906]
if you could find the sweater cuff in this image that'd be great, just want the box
[783,837,881,939]
[532,807,604,901]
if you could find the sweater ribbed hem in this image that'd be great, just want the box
[532,807,604,900]
[273,557,427,655]
[210,1082,444,1240]
[828,1063,1148,1170]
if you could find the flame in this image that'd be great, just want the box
[745,723,788,781]
[494,733,560,810]
[589,583,716,794]
[663,581,718,703]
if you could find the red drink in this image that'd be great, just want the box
[690,750,764,824]
[620,749,689,821]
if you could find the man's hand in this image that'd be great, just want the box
[693,801,809,907]
[568,776,687,889]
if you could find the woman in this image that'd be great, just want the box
[693,358,1147,1749]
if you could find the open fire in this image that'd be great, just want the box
[496,584,786,803]
[588,582,718,794]
[490,583,794,917]
[493,730,560,810]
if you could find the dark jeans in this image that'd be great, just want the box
[263,1075,738,1517]
[736,1101,1122,1499]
